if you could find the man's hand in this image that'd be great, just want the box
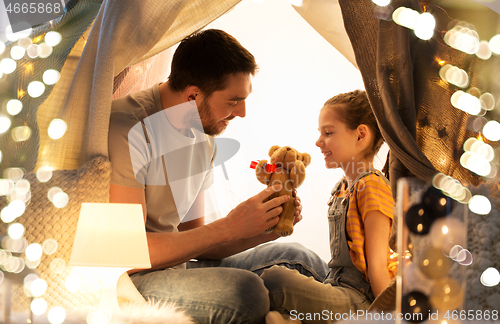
[292,189,303,225]
[224,184,289,240]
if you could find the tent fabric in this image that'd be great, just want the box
[34,0,242,171]
[338,0,486,191]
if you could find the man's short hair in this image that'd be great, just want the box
[168,29,258,97]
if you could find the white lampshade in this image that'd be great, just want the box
[70,203,150,269]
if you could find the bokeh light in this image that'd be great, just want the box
[31,298,48,315]
[43,238,58,255]
[481,267,500,287]
[8,223,25,240]
[6,99,23,116]
[53,192,69,208]
[489,34,500,54]
[30,278,48,297]
[476,40,492,60]
[414,12,435,40]
[10,46,26,60]
[372,0,391,6]
[0,41,5,55]
[36,167,53,182]
[45,31,62,47]
[430,278,464,310]
[18,37,32,49]
[0,58,17,74]
[0,116,12,133]
[25,243,43,261]
[483,121,500,141]
[27,81,46,98]
[27,44,42,58]
[43,69,61,85]
[12,126,32,142]
[48,119,68,139]
[468,195,492,215]
[48,307,66,324]
[39,43,53,59]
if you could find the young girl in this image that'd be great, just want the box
[261,90,397,322]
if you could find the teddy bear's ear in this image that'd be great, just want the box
[301,153,312,167]
[268,145,281,157]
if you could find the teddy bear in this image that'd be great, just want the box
[254,145,311,236]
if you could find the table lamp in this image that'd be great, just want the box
[69,203,151,314]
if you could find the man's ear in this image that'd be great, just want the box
[184,85,201,102]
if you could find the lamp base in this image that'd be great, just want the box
[96,267,130,314]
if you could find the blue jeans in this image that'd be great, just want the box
[130,242,329,324]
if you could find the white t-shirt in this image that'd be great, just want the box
[109,84,215,236]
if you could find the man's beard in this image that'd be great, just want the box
[194,97,233,136]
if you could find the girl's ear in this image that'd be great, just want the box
[356,124,370,143]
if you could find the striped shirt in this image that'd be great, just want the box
[338,173,397,280]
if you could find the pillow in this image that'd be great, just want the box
[1,156,110,312]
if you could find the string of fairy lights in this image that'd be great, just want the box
[369,0,500,317]
[0,23,72,323]
[0,0,498,322]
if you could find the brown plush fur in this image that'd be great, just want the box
[255,145,311,236]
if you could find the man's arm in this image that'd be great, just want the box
[110,183,288,273]
[179,190,303,260]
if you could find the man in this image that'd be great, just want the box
[108,29,328,323]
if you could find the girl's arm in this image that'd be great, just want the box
[364,210,392,297]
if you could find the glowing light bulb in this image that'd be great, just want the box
[481,267,500,287]
[45,31,62,46]
[476,40,492,60]
[1,58,17,74]
[38,43,53,59]
[489,34,500,55]
[48,307,66,324]
[0,41,5,55]
[48,119,67,139]
[25,243,43,261]
[10,46,26,60]
[27,44,42,58]
[12,126,32,142]
[8,223,25,239]
[53,192,69,208]
[414,12,435,40]
[31,298,48,315]
[0,116,12,133]
[36,167,53,182]
[43,69,60,85]
[27,81,46,98]
[6,99,23,116]
[483,121,500,141]
[469,195,491,215]
[395,8,419,30]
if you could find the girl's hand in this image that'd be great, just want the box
[292,189,303,225]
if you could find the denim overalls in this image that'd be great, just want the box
[324,169,390,303]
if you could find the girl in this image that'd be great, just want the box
[261,90,397,323]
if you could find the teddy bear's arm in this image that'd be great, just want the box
[255,159,273,185]
[290,160,306,188]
